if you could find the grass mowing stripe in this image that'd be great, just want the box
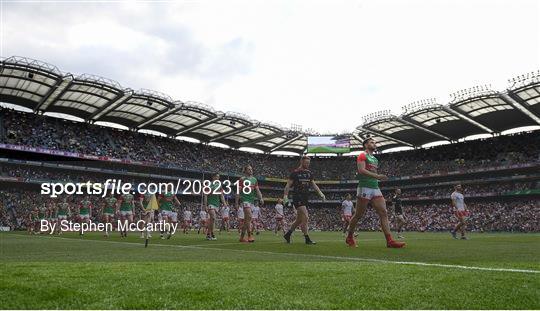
[12,233,539,274]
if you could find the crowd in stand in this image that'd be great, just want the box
[1,108,539,233]
[2,108,539,180]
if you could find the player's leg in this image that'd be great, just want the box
[371,197,405,248]
[451,214,462,238]
[396,215,405,238]
[298,206,315,244]
[207,209,216,240]
[283,205,309,244]
[240,206,252,242]
[346,197,368,246]
[460,217,467,239]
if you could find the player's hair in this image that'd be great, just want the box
[362,137,374,148]
[243,164,252,174]
[300,155,310,161]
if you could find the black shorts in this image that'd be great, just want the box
[292,197,309,208]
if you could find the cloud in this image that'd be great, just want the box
[2,0,539,133]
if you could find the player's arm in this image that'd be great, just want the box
[283,179,293,202]
[255,182,264,205]
[310,181,326,201]
[357,155,386,180]
[234,190,239,210]
[203,193,208,209]
[173,195,181,206]
[220,193,227,206]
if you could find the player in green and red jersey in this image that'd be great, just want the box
[102,193,117,237]
[346,138,405,248]
[78,196,93,236]
[235,165,264,243]
[56,196,70,235]
[203,173,227,241]
[159,191,180,239]
[117,193,135,238]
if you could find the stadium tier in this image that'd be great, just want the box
[0,108,538,232]
[0,56,539,234]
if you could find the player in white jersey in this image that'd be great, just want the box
[236,206,245,233]
[183,208,193,234]
[198,209,208,235]
[341,194,354,235]
[219,204,231,233]
[450,184,469,240]
[251,203,262,235]
[274,199,286,234]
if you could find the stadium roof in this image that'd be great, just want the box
[1,56,539,153]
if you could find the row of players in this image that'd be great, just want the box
[27,138,471,247]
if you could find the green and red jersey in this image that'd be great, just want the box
[356,151,379,189]
[79,200,92,215]
[207,182,221,207]
[159,192,174,211]
[239,176,258,204]
[120,194,134,212]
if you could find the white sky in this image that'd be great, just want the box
[1,0,539,134]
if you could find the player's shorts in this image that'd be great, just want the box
[275,216,283,221]
[357,187,384,201]
[241,202,254,210]
[292,197,308,208]
[207,204,218,211]
[79,214,90,220]
[161,210,174,218]
[58,215,67,220]
[49,217,58,221]
[342,215,352,222]
[396,214,406,222]
[455,210,469,218]
[183,219,192,225]
[170,212,178,222]
[120,210,133,216]
[103,212,115,217]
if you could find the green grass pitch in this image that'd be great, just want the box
[1,231,539,309]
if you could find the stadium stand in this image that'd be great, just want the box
[0,56,539,233]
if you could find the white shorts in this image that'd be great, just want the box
[161,210,174,218]
[357,187,384,201]
[170,212,178,222]
[242,202,254,210]
[120,210,133,216]
[79,214,90,219]
[207,204,218,211]
[58,215,67,220]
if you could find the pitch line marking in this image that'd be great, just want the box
[8,234,540,274]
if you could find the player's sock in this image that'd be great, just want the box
[283,230,292,243]
[385,233,393,242]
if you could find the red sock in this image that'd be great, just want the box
[385,234,393,242]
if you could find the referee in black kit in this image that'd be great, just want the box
[283,156,326,245]
[388,188,406,239]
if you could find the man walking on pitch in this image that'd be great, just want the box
[450,184,469,240]
[283,156,326,245]
[346,138,405,248]
[235,165,264,243]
